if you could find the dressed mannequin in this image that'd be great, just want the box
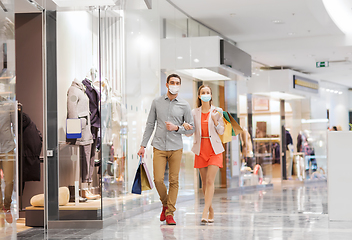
[240,127,253,168]
[67,79,99,200]
[0,97,15,223]
[82,68,100,193]
[285,129,294,178]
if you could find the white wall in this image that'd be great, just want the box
[320,83,349,130]
[57,11,98,141]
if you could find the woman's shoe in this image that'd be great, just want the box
[208,219,214,223]
[201,218,208,224]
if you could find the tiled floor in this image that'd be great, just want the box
[3,182,352,240]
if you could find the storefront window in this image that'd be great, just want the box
[0,0,16,233]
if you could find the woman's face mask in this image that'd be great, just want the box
[200,94,211,102]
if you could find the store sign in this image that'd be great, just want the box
[316,61,329,68]
[293,75,319,93]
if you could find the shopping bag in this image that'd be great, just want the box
[131,163,142,194]
[226,111,243,136]
[219,111,243,143]
[132,157,153,194]
[219,118,232,143]
[140,157,153,191]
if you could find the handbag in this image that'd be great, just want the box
[132,156,153,194]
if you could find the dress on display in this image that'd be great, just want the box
[194,112,223,168]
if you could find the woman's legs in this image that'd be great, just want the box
[199,165,219,219]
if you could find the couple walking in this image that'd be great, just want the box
[137,74,224,225]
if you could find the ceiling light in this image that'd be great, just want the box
[194,59,200,63]
[338,91,343,94]
[288,32,295,36]
[272,20,284,24]
[334,90,338,93]
[326,89,330,92]
[52,0,115,7]
[177,56,183,60]
[177,69,231,81]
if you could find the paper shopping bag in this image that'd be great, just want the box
[219,118,232,143]
[226,111,243,136]
[131,164,142,194]
[141,158,153,191]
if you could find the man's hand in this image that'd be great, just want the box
[182,122,193,130]
[165,121,178,131]
[137,146,145,158]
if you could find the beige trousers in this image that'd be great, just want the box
[0,150,15,209]
[153,148,183,216]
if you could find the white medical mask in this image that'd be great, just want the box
[168,85,180,95]
[200,94,211,102]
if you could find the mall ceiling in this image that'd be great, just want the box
[169,0,352,87]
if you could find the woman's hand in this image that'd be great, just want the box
[211,109,219,125]
[183,122,193,130]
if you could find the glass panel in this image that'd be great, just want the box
[99,9,128,219]
[0,0,16,233]
[56,7,101,221]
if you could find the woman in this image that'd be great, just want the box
[183,85,224,224]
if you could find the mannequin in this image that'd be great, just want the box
[82,68,101,195]
[67,79,99,200]
[240,127,253,168]
[285,129,294,178]
[0,97,15,223]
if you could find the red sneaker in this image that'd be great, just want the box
[166,215,176,225]
[160,206,168,221]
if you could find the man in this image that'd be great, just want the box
[137,74,194,225]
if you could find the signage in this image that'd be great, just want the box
[293,75,319,93]
[316,61,329,68]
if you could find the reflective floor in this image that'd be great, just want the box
[3,182,352,240]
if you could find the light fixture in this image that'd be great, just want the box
[177,56,183,60]
[272,20,284,24]
[338,91,343,94]
[52,0,116,7]
[288,32,295,36]
[177,69,231,81]
[194,59,200,63]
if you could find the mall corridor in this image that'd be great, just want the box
[5,182,350,240]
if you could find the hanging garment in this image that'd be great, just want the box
[67,79,93,146]
[21,112,42,182]
[82,79,100,128]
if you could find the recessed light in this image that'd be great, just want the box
[194,59,200,63]
[272,20,284,24]
[288,32,295,36]
[177,56,183,60]
[338,92,343,94]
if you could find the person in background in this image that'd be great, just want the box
[183,85,225,224]
[137,74,194,225]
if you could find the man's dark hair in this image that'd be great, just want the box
[167,74,181,84]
